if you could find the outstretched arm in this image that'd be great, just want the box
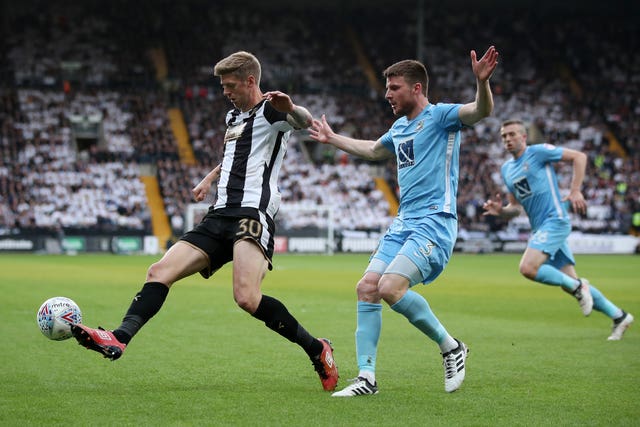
[482,192,522,219]
[308,114,394,161]
[192,163,221,202]
[263,91,312,129]
[459,45,499,126]
[560,148,588,215]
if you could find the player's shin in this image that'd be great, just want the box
[356,302,383,374]
[113,281,169,344]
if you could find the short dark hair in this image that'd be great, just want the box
[383,60,429,95]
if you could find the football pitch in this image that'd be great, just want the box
[1,253,638,426]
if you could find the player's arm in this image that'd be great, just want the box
[263,90,313,129]
[308,114,394,161]
[482,192,522,219]
[458,46,499,126]
[560,148,587,215]
[192,163,221,202]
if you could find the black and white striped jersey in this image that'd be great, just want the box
[214,99,292,222]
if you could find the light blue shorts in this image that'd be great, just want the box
[366,214,457,286]
[528,217,576,269]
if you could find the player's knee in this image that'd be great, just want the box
[234,293,256,313]
[519,262,538,280]
[356,277,380,302]
[377,276,404,303]
[146,261,167,283]
[233,288,260,313]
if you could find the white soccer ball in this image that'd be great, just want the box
[37,297,83,341]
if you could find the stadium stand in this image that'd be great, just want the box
[1,0,637,247]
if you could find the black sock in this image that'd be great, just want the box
[252,295,323,358]
[113,282,169,344]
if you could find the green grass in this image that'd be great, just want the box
[1,253,639,426]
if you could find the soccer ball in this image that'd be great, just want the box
[37,297,82,341]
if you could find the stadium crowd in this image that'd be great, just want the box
[0,0,637,241]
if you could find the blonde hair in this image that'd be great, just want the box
[501,119,527,135]
[213,51,261,84]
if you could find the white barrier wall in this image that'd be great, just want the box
[568,233,640,254]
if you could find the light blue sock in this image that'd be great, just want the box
[534,264,580,291]
[590,284,623,319]
[356,301,382,373]
[390,290,447,344]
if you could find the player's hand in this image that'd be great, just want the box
[192,181,209,202]
[308,114,334,144]
[563,190,587,215]
[471,45,499,82]
[263,91,294,113]
[191,164,221,202]
[482,193,503,216]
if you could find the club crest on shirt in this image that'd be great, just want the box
[513,176,532,200]
[397,139,415,169]
[415,120,424,131]
[224,122,246,143]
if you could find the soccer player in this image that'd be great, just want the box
[482,119,633,340]
[308,46,499,396]
[71,51,339,392]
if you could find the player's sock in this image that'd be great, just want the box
[589,284,624,319]
[358,369,376,385]
[113,281,169,344]
[534,264,580,291]
[438,335,459,353]
[390,290,448,343]
[252,294,322,357]
[356,302,382,373]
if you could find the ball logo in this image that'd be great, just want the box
[60,309,81,324]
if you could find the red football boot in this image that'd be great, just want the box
[312,338,339,391]
[71,324,126,360]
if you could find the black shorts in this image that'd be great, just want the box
[180,208,275,278]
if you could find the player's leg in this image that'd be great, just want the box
[521,221,578,290]
[333,220,407,397]
[116,241,209,341]
[382,216,467,392]
[233,239,337,391]
[332,271,383,396]
[520,222,593,314]
[521,249,592,315]
[520,247,580,290]
[233,236,324,357]
[528,237,593,315]
[559,264,633,340]
[383,216,459,351]
[72,241,208,359]
[381,260,467,392]
[381,270,455,346]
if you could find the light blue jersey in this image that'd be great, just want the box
[380,103,463,219]
[500,144,625,322]
[501,144,569,231]
[370,103,463,286]
[358,103,467,372]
